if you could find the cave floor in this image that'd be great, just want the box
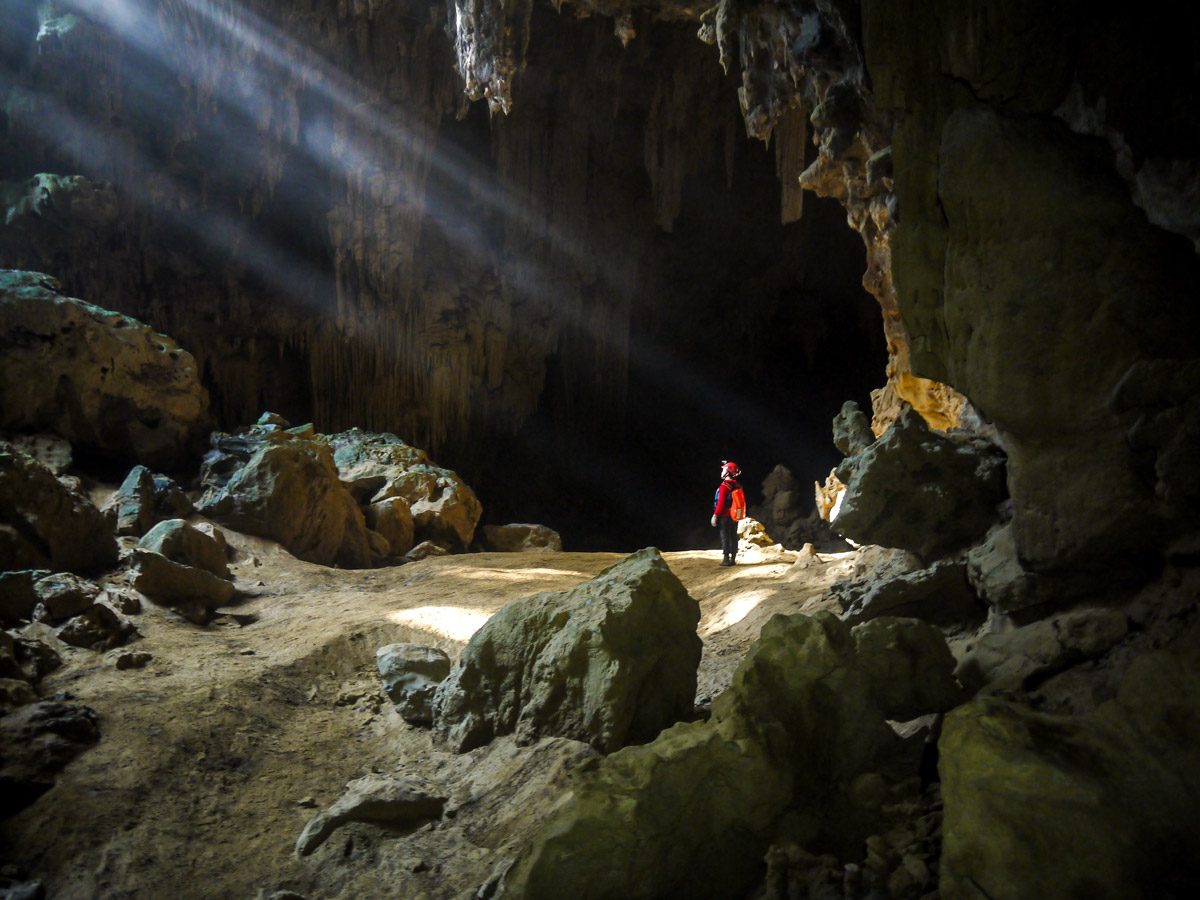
[1,532,859,900]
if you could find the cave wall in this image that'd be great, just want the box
[858,0,1200,601]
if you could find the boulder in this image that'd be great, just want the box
[376,643,451,725]
[198,431,374,568]
[955,607,1129,694]
[31,573,101,622]
[499,720,788,900]
[0,701,99,818]
[939,650,1200,900]
[0,570,50,622]
[833,559,984,626]
[405,541,449,561]
[432,548,702,753]
[500,613,963,900]
[294,774,446,856]
[55,603,135,651]
[0,443,118,573]
[131,549,235,623]
[138,519,230,579]
[328,429,482,550]
[107,466,193,537]
[364,497,415,556]
[832,407,1007,561]
[480,524,563,552]
[0,270,210,469]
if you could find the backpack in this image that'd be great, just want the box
[729,484,747,521]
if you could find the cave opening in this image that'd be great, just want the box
[455,12,885,552]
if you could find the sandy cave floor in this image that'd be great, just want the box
[1,531,867,900]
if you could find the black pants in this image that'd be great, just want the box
[718,517,738,559]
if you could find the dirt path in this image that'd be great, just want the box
[1,533,860,900]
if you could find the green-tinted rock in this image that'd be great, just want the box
[501,612,963,900]
[940,650,1200,900]
[199,433,373,568]
[500,720,790,900]
[433,548,701,754]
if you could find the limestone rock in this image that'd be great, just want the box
[0,701,99,818]
[131,549,235,624]
[832,407,1007,561]
[501,612,963,900]
[330,430,482,550]
[0,443,118,573]
[107,466,193,537]
[714,613,962,790]
[0,270,210,469]
[833,400,876,456]
[364,497,415,556]
[955,607,1129,694]
[499,720,789,900]
[376,643,451,725]
[966,521,1040,613]
[199,430,374,568]
[112,650,152,670]
[940,651,1200,900]
[294,774,445,856]
[405,541,449,562]
[32,573,102,623]
[432,548,701,753]
[834,559,983,626]
[0,570,50,622]
[55,603,134,651]
[481,524,563,552]
[138,519,230,580]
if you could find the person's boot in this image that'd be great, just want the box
[719,555,733,567]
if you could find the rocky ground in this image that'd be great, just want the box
[0,525,865,900]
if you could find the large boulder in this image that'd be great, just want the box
[0,270,210,469]
[0,443,117,573]
[499,613,964,900]
[329,429,482,550]
[198,430,375,568]
[832,407,1007,561]
[131,520,235,622]
[432,548,702,753]
[939,650,1200,900]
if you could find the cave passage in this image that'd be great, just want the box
[0,0,886,553]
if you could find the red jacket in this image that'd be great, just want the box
[713,478,739,518]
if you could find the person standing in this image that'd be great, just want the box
[710,460,742,567]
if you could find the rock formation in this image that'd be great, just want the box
[0,442,118,574]
[499,612,962,899]
[432,548,701,753]
[0,271,211,470]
